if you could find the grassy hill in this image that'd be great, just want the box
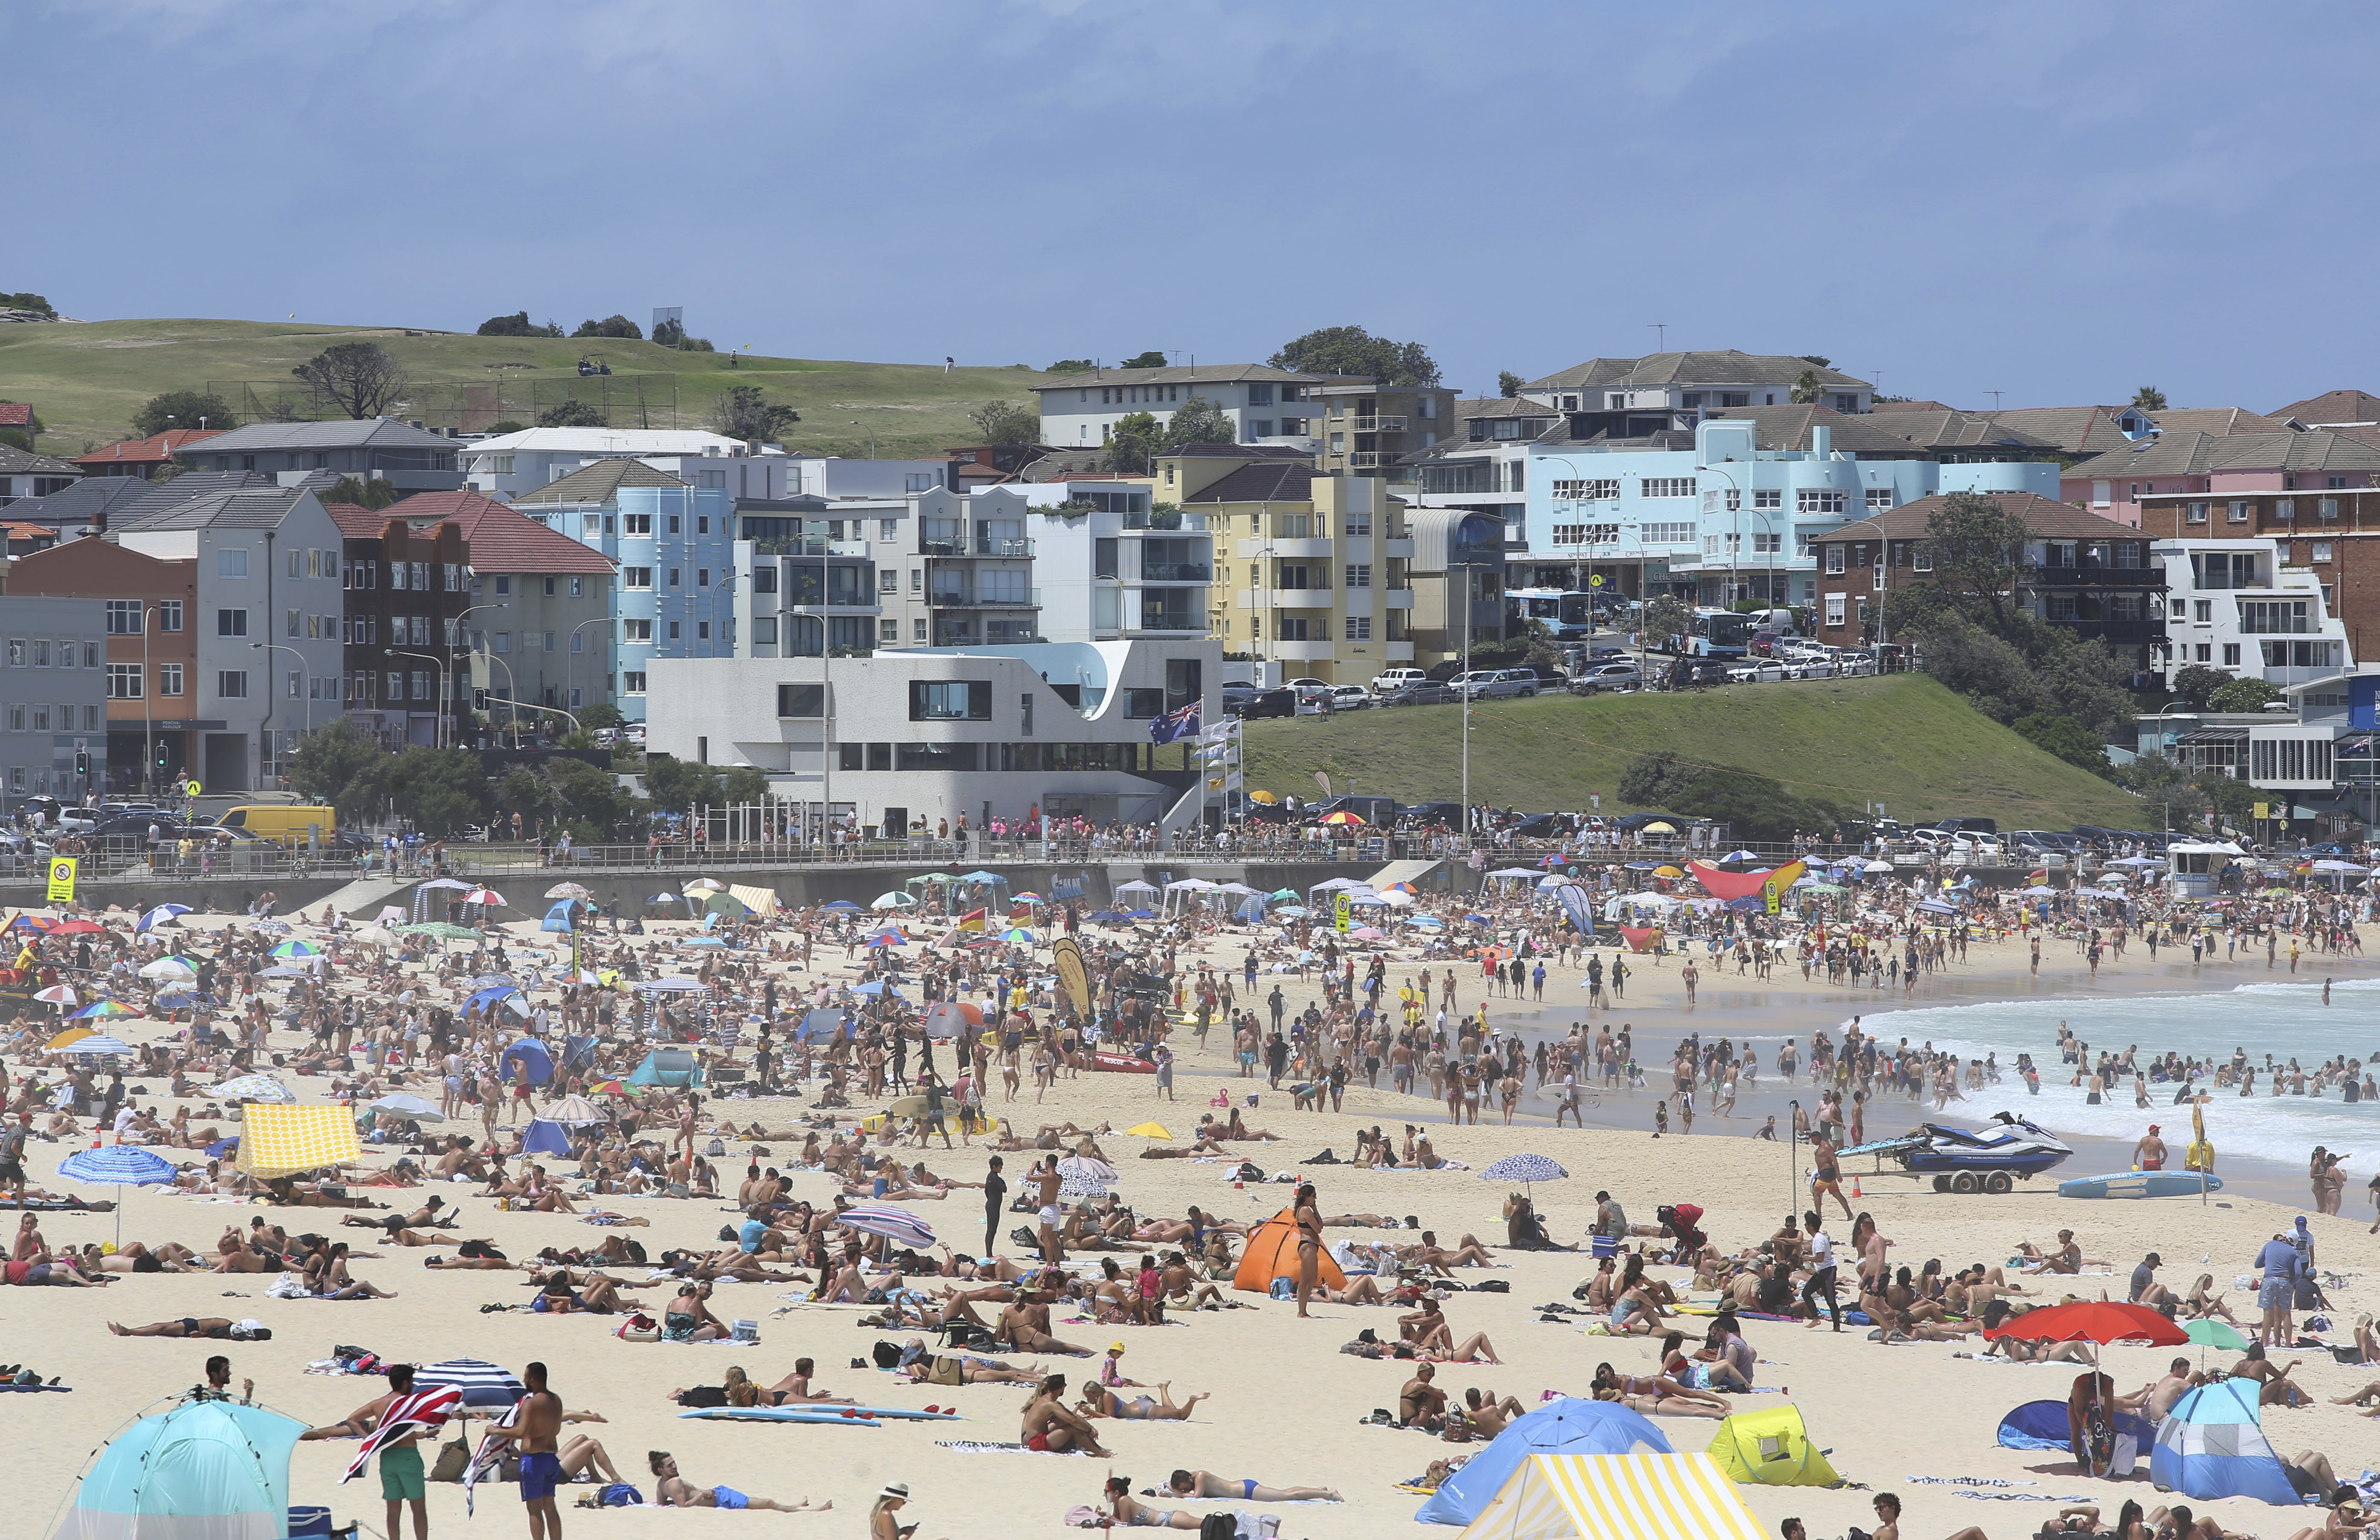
[1240,674,2143,829]
[0,317,1052,460]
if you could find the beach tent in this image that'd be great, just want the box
[1416,1399,1671,1524]
[1997,1399,2155,1455]
[1451,1452,1761,1540]
[500,1036,555,1087]
[2148,1379,2300,1507]
[1705,1404,1841,1487]
[234,1103,361,1179]
[54,1397,305,1540]
[1232,1206,1346,1295]
[728,883,779,918]
[629,1046,704,1087]
[521,1118,573,1157]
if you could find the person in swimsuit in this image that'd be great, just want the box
[1079,1382,1209,1421]
[1292,1182,1323,1319]
[478,1360,564,1540]
[1807,1130,1853,1220]
[1103,1475,1199,1528]
[648,1450,827,1513]
[1164,1470,1339,1503]
[108,1316,238,1337]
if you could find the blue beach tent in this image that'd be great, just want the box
[2149,1379,2301,1507]
[57,1399,305,1540]
[1413,1397,1672,1524]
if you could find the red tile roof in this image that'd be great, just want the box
[0,404,32,428]
[72,429,226,467]
[377,489,617,575]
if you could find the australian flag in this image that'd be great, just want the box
[1148,702,1200,745]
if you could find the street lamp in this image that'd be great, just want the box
[849,419,875,459]
[447,602,509,751]
[388,648,447,747]
[250,641,313,783]
[478,646,521,747]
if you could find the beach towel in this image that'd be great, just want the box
[936,1439,1085,1455]
[341,1385,461,1483]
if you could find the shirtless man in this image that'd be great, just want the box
[480,1361,564,1540]
[1867,1491,1988,1540]
[1407,1231,1494,1273]
[760,1358,854,1406]
[1020,1374,1109,1455]
[1032,1155,1064,1268]
[2143,1356,2200,1422]
[1807,1130,1854,1221]
[647,1450,826,1513]
[1463,1386,1526,1436]
[2133,1124,2169,1172]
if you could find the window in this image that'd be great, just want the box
[1824,593,1846,627]
[157,602,181,632]
[1797,488,1848,514]
[217,549,247,578]
[1345,616,1372,640]
[2277,498,2297,520]
[106,663,142,698]
[694,621,710,641]
[1551,524,1619,546]
[2312,541,2334,563]
[1751,532,1782,554]
[217,670,248,698]
[2193,600,2212,622]
[2239,599,2311,634]
[2318,497,2339,520]
[1345,564,1372,587]
[494,632,510,653]
[909,680,992,720]
[667,568,681,587]
[1640,477,1695,499]
[1824,544,1845,575]
[1343,511,1371,536]
[494,575,511,595]
[2228,500,2251,523]
[1865,488,1895,509]
[216,608,247,637]
[2184,501,2209,523]
[913,619,927,640]
[287,608,302,637]
[105,600,142,634]
[879,619,898,642]
[283,669,300,698]
[1638,521,1696,544]
[623,567,652,589]
[157,663,182,696]
[667,515,681,535]
[775,683,826,716]
[623,513,652,535]
[696,568,710,588]
[622,671,646,694]
[1552,478,1620,502]
[2222,643,2241,666]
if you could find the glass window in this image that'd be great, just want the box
[106,663,143,698]
[217,670,248,698]
[776,683,826,717]
[216,609,248,637]
[622,671,647,694]
[218,549,248,578]
[156,602,182,632]
[158,664,183,696]
[909,681,992,720]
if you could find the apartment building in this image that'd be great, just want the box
[175,419,465,494]
[1032,365,1342,453]
[0,594,110,808]
[2136,488,2380,687]
[459,429,763,502]
[878,486,1041,648]
[327,505,470,749]
[1307,380,1457,484]
[6,540,199,794]
[1520,351,1873,439]
[2062,430,2380,528]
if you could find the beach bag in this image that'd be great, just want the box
[872,1339,903,1369]
[428,1438,471,1483]
[928,1355,967,1387]
[600,1484,643,1507]
[1199,1514,1237,1540]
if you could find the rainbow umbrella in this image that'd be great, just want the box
[999,928,1035,944]
[72,999,138,1019]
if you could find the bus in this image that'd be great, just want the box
[1506,588,1600,640]
[1686,609,1754,658]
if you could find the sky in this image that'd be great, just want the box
[15,0,2380,411]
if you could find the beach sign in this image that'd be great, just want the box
[1333,893,1352,932]
[47,857,77,903]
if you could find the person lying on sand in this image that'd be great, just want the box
[1591,1362,1729,1417]
[1163,1470,1338,1503]
[904,1353,1045,1387]
[648,1449,822,1511]
[759,1358,854,1406]
[1078,1382,1208,1420]
[109,1316,240,1337]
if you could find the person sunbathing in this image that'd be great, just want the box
[82,1241,202,1274]
[997,1296,1094,1356]
[760,1358,854,1405]
[424,1241,517,1270]
[1317,1274,1393,1306]
[108,1316,239,1336]
[1163,1470,1338,1503]
[1462,1387,1526,1436]
[535,1268,628,1314]
[1979,1333,2095,1364]
[647,1449,827,1513]
[1591,1369,1728,1420]
[2230,1345,2310,1407]
[2184,1274,2241,1324]
[1079,1382,1208,1420]
[2019,1230,2108,1275]
[1101,1475,1200,1529]
[1407,1232,1494,1271]
[905,1353,1044,1387]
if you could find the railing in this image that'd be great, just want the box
[1140,563,1212,582]
[752,537,868,557]
[976,537,1032,557]
[2025,564,2165,588]
[1353,416,1406,432]
[1348,452,1391,468]
[2044,617,2162,643]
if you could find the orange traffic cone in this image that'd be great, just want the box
[1850,1177,1861,1199]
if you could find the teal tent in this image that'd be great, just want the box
[629,1046,704,1087]
[55,1398,305,1540]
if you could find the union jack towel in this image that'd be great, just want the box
[341,1385,463,1482]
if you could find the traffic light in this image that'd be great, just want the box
[74,749,89,777]
[155,742,170,772]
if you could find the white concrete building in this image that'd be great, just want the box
[460,428,775,502]
[2152,537,2353,690]
[1031,365,1344,453]
[645,638,1220,837]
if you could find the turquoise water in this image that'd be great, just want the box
[1854,978,2380,1172]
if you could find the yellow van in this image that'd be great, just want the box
[216,804,339,847]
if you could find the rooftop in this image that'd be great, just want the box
[2270,389,2380,427]
[0,443,84,476]
[378,489,617,575]
[173,418,457,453]
[1813,492,2152,546]
[466,427,753,456]
[512,457,691,505]
[111,487,315,533]
[72,429,226,467]
[1523,350,1871,393]
[1181,461,1316,504]
[1033,363,1354,393]
[2065,428,2380,479]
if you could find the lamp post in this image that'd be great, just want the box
[479,646,521,747]
[249,643,313,780]
[388,648,447,748]
[849,419,875,459]
[447,602,509,751]
[140,602,155,795]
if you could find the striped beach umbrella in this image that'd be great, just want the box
[58,1034,134,1056]
[415,1359,526,1408]
[215,1073,298,1104]
[836,1202,936,1250]
[269,940,322,960]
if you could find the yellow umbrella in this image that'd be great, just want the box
[45,1026,94,1050]
[1641,821,1676,834]
[1247,790,1279,805]
[1126,1122,1174,1139]
[1319,810,1366,825]
[1653,865,1683,879]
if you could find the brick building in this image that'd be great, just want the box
[2135,488,2380,682]
[1810,492,2165,669]
[327,505,471,749]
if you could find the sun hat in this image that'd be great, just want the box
[880,1483,911,1500]
[1108,1342,1125,1353]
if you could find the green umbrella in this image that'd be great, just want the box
[2184,1318,2248,1351]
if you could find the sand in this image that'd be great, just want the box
[11,907,2380,1540]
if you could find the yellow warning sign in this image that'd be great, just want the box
[47,858,78,903]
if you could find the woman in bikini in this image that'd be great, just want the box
[1079,1382,1209,1420]
[1101,1475,1199,1529]
[1292,1183,1323,1319]
[1591,1362,1729,1418]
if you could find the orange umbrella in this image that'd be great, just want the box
[1232,1207,1347,1294]
[1981,1300,2185,1347]
[1318,811,1366,826]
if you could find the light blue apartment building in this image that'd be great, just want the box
[1522,419,2058,607]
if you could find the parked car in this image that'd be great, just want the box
[1285,676,1330,695]
[1453,669,1540,699]
[1308,795,1398,827]
[1377,681,1459,708]
[1398,801,1465,826]
[1511,812,1571,838]
[1834,649,1879,677]
[1370,667,1428,694]
[1780,657,1837,679]
[1570,661,1644,693]
[1725,661,1787,684]
[1226,686,1296,719]
[1327,684,1374,712]
[1936,816,1999,835]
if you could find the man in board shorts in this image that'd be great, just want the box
[1035,1154,1064,1267]
[1807,1129,1853,1220]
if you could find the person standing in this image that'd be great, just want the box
[982,1155,1007,1259]
[481,1362,564,1540]
[1801,1209,1843,1331]
[1293,1182,1324,1320]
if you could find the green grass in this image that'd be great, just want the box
[1240,674,2145,827]
[0,317,1052,460]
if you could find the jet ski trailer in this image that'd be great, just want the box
[1832,1112,2074,1195]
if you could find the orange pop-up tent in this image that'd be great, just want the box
[1233,1206,1348,1294]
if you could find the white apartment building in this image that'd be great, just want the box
[1032,365,1343,452]
[1520,351,1874,437]
[460,428,774,501]
[2152,538,2354,689]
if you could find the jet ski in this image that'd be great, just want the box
[1896,1113,2071,1177]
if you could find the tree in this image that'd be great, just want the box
[1160,395,1234,450]
[1120,350,1168,369]
[1105,411,1160,473]
[642,755,763,812]
[2169,663,2232,711]
[578,702,626,731]
[710,385,798,444]
[132,390,239,437]
[493,769,553,829]
[387,745,489,836]
[2131,386,2168,411]
[651,318,714,351]
[1916,491,2034,638]
[483,420,525,435]
[1267,326,1441,386]
[1618,750,1697,808]
[2210,676,2283,713]
[1798,355,1833,368]
[284,721,391,825]
[2013,713,2111,774]
[966,398,1041,445]
[0,429,26,454]
[292,341,409,420]
[2196,769,2257,830]
[572,314,643,339]
[1497,371,1523,399]
[324,475,400,511]
[477,311,560,337]
[1789,369,1822,404]
[1640,593,1694,653]
[547,757,640,838]
[1046,358,1095,375]
[0,292,57,317]
[537,400,606,428]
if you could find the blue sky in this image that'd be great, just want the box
[15,1,2380,409]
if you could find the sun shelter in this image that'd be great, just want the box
[1452,1452,1762,1540]
[1416,1400,1672,1524]
[2148,1379,2302,1507]
[54,1398,306,1540]
[728,883,779,919]
[234,1103,361,1180]
[1232,1206,1346,1295]
[521,1118,573,1157]
[629,1046,703,1087]
[1705,1404,1841,1487]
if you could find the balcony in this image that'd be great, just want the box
[931,594,1039,609]
[1243,588,1333,609]
[1382,587,1415,609]
[1385,639,1415,662]
[1266,638,1337,661]
[1138,563,1212,583]
[2047,617,2163,644]
[2025,563,2166,588]
[1348,452,1392,469]
[1236,536,1335,560]
[1381,537,1415,559]
[1353,416,1406,432]
[921,537,1035,558]
[753,536,869,557]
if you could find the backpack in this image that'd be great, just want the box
[871,1339,903,1369]
[1198,1513,1238,1540]
[676,1387,730,1409]
[428,1438,471,1484]
[599,1484,643,1508]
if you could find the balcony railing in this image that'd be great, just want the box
[1140,563,1212,582]
[1353,416,1406,432]
[2046,617,2162,643]
[921,537,1035,558]
[1348,452,1391,468]
[2025,563,2166,588]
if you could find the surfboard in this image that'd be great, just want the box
[2057,1170,2224,1199]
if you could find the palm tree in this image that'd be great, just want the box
[2131,386,2167,411]
[1789,369,1822,405]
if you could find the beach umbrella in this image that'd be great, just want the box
[137,903,193,932]
[544,882,593,900]
[836,1202,936,1250]
[1640,821,1676,835]
[1012,893,1044,904]
[682,877,724,894]
[44,1026,93,1050]
[369,1093,443,1122]
[1348,926,1387,941]
[1248,790,1279,804]
[999,927,1036,944]
[822,899,863,911]
[1126,1122,1173,1140]
[415,1359,526,1408]
[851,979,899,997]
[467,973,520,991]
[1056,1154,1119,1186]
[544,1095,607,1125]
[58,1144,178,1244]
[59,1034,134,1056]
[1123,909,1156,920]
[871,892,916,910]
[216,1074,297,1103]
[1318,810,1365,825]
[73,999,138,1019]
[2184,1318,2248,1353]
[502,1037,555,1087]
[51,918,106,935]
[586,1079,634,1098]
[460,888,506,908]
[269,939,322,959]
[646,891,684,905]
[398,922,481,940]
[1982,1300,2185,1350]
[1087,910,1127,923]
[35,985,78,1008]
[1481,1153,1570,1194]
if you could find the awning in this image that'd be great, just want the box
[1454,1453,1762,1540]
[234,1104,361,1179]
[2175,727,2249,746]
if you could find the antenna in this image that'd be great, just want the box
[1986,390,2003,412]
[1648,324,1669,352]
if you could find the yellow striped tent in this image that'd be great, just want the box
[727,884,780,919]
[1454,1453,1762,1540]
[234,1104,362,1179]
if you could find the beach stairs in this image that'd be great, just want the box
[314,874,413,919]
[1367,857,1447,893]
